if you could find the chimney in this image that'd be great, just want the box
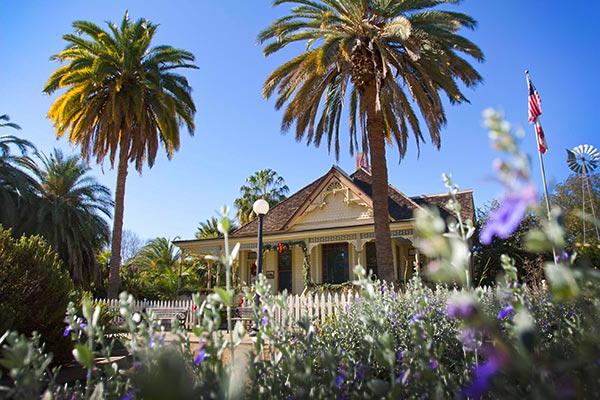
[356,152,370,172]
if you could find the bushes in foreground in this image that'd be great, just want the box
[0,226,73,359]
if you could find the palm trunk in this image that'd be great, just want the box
[107,146,129,298]
[364,83,395,282]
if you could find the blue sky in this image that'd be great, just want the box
[2,1,599,241]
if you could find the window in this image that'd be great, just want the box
[365,241,378,279]
[322,243,349,284]
[278,247,293,293]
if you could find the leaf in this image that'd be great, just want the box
[544,263,580,301]
[214,288,233,306]
[90,382,104,400]
[73,344,94,368]
[367,379,390,396]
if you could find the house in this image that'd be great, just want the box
[174,164,475,294]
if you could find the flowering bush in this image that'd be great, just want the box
[2,111,600,398]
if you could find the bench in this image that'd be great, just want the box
[146,307,188,329]
[232,306,254,331]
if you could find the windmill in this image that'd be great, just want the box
[566,144,600,247]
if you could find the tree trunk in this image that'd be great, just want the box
[364,83,395,282]
[107,145,129,298]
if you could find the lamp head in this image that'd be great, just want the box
[253,198,270,215]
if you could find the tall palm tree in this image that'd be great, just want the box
[44,13,198,297]
[0,115,36,227]
[196,216,238,239]
[259,0,483,280]
[23,149,113,287]
[234,169,289,224]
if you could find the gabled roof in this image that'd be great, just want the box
[229,165,475,238]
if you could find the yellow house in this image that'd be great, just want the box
[174,165,474,294]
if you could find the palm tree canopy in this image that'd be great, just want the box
[234,169,289,224]
[43,12,197,172]
[259,0,483,159]
[196,217,238,239]
[23,149,113,286]
[131,237,180,272]
[0,115,37,227]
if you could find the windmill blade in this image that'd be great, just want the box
[566,148,583,173]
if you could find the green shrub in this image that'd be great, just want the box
[0,226,73,358]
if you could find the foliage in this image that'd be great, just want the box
[0,227,73,360]
[234,169,288,225]
[196,217,238,239]
[550,173,600,266]
[0,114,36,229]
[19,149,112,287]
[119,237,211,299]
[44,11,198,297]
[473,201,543,286]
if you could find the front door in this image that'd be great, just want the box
[322,243,349,284]
[278,247,293,293]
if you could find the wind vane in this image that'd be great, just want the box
[566,144,600,246]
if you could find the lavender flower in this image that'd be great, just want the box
[63,325,72,337]
[446,296,477,320]
[335,374,344,388]
[462,351,503,399]
[408,312,422,325]
[458,328,480,352]
[122,388,137,400]
[429,358,439,370]
[480,185,536,244]
[497,305,514,320]
[261,315,269,327]
[193,349,206,366]
[396,350,404,362]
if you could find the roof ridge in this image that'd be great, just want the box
[230,168,332,236]
[411,189,474,199]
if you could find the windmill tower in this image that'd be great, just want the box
[566,144,600,247]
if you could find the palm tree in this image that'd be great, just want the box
[23,149,113,287]
[259,0,483,280]
[44,13,198,297]
[0,115,36,228]
[131,237,186,295]
[234,169,289,224]
[196,216,238,239]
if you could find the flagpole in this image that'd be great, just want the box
[526,70,557,263]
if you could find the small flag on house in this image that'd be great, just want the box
[356,152,370,171]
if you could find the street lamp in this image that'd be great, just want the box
[252,199,270,277]
[250,199,269,336]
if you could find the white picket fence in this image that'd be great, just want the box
[95,291,364,330]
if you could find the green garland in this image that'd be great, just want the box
[263,240,313,288]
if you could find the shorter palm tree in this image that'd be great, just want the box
[0,115,36,228]
[23,149,113,286]
[234,169,289,224]
[196,217,238,239]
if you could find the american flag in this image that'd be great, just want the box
[527,73,542,123]
[535,122,548,154]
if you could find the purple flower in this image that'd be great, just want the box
[261,316,269,327]
[122,388,137,400]
[555,251,569,263]
[446,297,477,320]
[193,349,206,366]
[462,349,504,400]
[335,374,344,388]
[355,364,365,382]
[480,185,536,245]
[408,313,422,325]
[79,322,87,331]
[497,305,514,320]
[458,328,480,352]
[396,350,404,362]
[429,358,439,370]
[63,325,72,337]
[396,369,410,385]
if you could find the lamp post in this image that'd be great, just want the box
[250,199,269,335]
[253,198,270,277]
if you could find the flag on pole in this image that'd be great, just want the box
[535,122,548,154]
[527,73,543,123]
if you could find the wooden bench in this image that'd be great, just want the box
[146,307,188,329]
[232,306,254,331]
